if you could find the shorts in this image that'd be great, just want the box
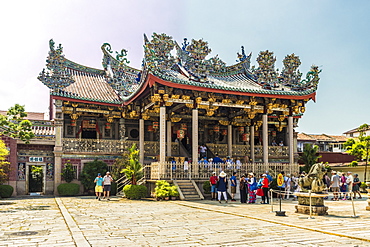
[95,185,103,193]
[104,185,111,192]
[211,184,217,193]
[231,186,236,194]
[331,187,339,192]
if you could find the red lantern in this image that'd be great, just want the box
[180,123,187,131]
[148,125,154,132]
[222,129,227,136]
[272,131,276,137]
[153,122,159,130]
[238,126,244,133]
[71,120,76,127]
[213,125,220,132]
[105,122,111,129]
[242,133,249,142]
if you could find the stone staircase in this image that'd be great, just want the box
[174,180,204,200]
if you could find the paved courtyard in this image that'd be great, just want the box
[0,195,370,246]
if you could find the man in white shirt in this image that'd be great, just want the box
[330,171,340,201]
[346,172,354,197]
[199,144,207,159]
[103,172,113,200]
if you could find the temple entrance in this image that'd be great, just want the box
[27,164,45,193]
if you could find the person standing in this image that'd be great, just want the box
[199,144,207,159]
[103,172,113,200]
[340,172,347,200]
[346,172,354,199]
[230,172,237,201]
[94,173,104,201]
[217,171,228,203]
[239,174,247,203]
[261,174,270,204]
[330,171,340,201]
[209,172,218,201]
[247,173,257,203]
[284,174,292,199]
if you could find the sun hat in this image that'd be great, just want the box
[212,171,216,174]
[97,173,101,176]
[262,174,267,177]
[219,171,227,177]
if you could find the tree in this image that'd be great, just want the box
[61,160,75,183]
[0,104,35,143]
[0,139,10,185]
[121,143,143,185]
[344,123,370,182]
[80,159,108,191]
[301,143,321,172]
[111,147,131,180]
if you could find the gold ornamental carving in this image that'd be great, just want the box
[170,117,182,122]
[219,120,230,126]
[70,113,79,120]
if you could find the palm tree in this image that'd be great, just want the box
[301,144,321,172]
[121,144,143,185]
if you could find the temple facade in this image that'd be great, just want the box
[8,33,321,195]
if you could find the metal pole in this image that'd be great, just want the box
[270,189,274,213]
[351,191,358,218]
[308,190,314,219]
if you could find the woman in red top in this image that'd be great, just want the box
[261,174,269,204]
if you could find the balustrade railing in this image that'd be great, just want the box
[63,138,139,153]
[148,162,298,180]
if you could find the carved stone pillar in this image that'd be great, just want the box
[192,109,199,164]
[262,114,268,165]
[119,118,126,141]
[139,119,144,165]
[288,116,294,165]
[228,124,232,157]
[159,106,166,162]
[250,125,255,163]
[53,99,63,195]
[167,120,172,157]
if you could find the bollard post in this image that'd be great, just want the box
[351,191,359,218]
[270,189,274,213]
[308,190,314,219]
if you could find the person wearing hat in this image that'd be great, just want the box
[94,173,104,201]
[330,170,340,201]
[217,171,228,203]
[346,172,354,199]
[209,172,218,201]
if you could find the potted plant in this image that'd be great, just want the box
[169,185,179,200]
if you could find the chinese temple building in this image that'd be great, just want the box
[9,33,321,195]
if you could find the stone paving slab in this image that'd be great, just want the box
[0,195,369,246]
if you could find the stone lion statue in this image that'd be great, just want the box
[298,163,327,193]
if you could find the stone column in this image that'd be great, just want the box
[288,116,294,165]
[192,109,199,164]
[250,125,255,163]
[53,99,63,195]
[119,118,126,141]
[139,119,144,165]
[159,106,166,162]
[262,114,268,165]
[228,124,232,157]
[167,120,172,157]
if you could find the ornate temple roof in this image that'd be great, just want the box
[38,34,321,105]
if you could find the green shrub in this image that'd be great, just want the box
[203,181,211,194]
[123,184,147,199]
[62,160,75,183]
[57,183,80,196]
[360,182,367,189]
[154,180,178,199]
[80,159,108,191]
[0,185,13,198]
[169,185,179,197]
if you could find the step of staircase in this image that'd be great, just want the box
[175,180,202,200]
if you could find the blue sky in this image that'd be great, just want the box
[1,0,369,135]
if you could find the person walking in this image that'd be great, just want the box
[94,173,104,201]
[352,174,362,199]
[217,171,228,203]
[209,172,218,200]
[230,172,237,201]
[239,174,247,203]
[284,174,292,199]
[346,172,354,199]
[103,172,113,200]
[340,172,347,200]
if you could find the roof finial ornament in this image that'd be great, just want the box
[182,38,189,53]
[237,46,247,62]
